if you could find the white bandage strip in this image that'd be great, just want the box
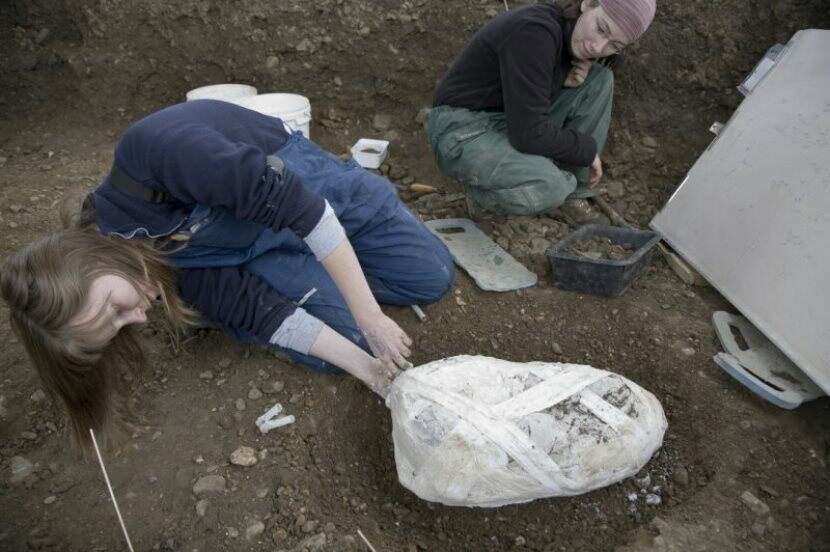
[490,365,607,419]
[579,390,632,433]
[398,375,570,494]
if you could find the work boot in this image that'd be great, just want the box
[464,185,488,221]
[555,198,610,227]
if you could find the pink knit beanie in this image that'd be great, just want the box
[599,0,656,43]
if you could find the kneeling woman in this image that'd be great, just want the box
[429,0,656,221]
[1,99,454,447]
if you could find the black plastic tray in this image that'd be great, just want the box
[546,224,661,297]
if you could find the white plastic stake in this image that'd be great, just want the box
[357,529,378,552]
[258,415,295,433]
[255,403,284,427]
[255,403,295,434]
[296,287,318,307]
[410,304,426,322]
[89,429,135,552]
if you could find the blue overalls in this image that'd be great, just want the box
[168,132,454,373]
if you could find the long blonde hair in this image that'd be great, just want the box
[0,219,196,452]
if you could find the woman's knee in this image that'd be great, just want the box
[588,64,614,98]
[420,250,455,302]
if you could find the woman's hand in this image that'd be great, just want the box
[307,324,405,399]
[320,237,416,372]
[564,60,593,88]
[365,356,403,398]
[589,154,603,187]
[358,312,413,371]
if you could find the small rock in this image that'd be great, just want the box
[751,521,767,537]
[294,533,327,551]
[264,381,285,394]
[218,357,232,369]
[372,113,393,131]
[248,388,263,400]
[43,495,56,505]
[642,135,658,149]
[673,467,689,487]
[9,456,35,485]
[740,490,770,517]
[199,370,214,380]
[759,485,780,498]
[35,28,50,45]
[195,499,209,517]
[515,535,527,546]
[230,446,257,467]
[193,474,226,495]
[265,55,280,69]
[605,181,625,198]
[255,487,270,498]
[636,474,652,490]
[49,475,75,494]
[30,389,46,402]
[245,520,265,541]
[645,493,662,506]
[226,526,239,539]
[388,164,407,180]
[680,347,695,356]
[551,342,563,355]
[235,398,246,411]
[273,528,288,543]
[21,431,38,440]
[19,53,38,71]
[627,492,639,502]
[295,38,313,52]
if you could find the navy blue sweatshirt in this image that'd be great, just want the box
[92,100,326,342]
[433,3,596,166]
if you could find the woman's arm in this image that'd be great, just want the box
[308,324,400,397]
[320,238,413,371]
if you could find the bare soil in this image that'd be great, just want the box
[2,1,829,551]
[568,236,636,261]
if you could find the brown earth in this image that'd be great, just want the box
[1,1,830,551]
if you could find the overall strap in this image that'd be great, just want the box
[109,163,170,203]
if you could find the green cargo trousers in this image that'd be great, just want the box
[427,63,613,215]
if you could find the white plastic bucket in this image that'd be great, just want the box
[230,93,312,139]
[186,84,258,102]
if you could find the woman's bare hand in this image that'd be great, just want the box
[564,60,593,88]
[589,154,603,187]
[358,312,413,371]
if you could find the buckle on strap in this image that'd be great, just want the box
[265,155,285,177]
